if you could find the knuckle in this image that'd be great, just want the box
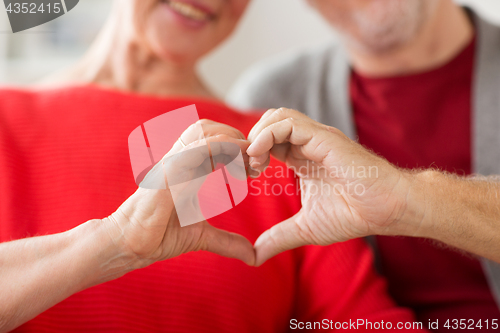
[233,129,245,139]
[274,107,288,117]
[222,126,243,139]
[216,134,231,142]
[196,119,211,125]
[186,122,199,132]
[281,107,299,115]
[325,125,342,136]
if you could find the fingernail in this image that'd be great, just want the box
[246,143,255,155]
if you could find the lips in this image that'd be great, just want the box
[162,0,216,23]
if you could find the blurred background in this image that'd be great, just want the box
[1,0,499,98]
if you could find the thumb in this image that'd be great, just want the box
[201,224,256,266]
[254,210,310,266]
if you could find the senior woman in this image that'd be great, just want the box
[0,0,424,332]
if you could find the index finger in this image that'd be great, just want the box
[247,117,330,164]
[248,108,311,143]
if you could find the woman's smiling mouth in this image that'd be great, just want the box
[162,0,216,23]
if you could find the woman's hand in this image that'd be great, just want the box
[105,120,256,268]
[0,120,255,332]
[247,108,415,266]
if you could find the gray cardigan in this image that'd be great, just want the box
[227,10,500,308]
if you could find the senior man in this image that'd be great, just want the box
[229,0,500,327]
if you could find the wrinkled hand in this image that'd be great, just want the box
[105,120,256,268]
[247,108,414,266]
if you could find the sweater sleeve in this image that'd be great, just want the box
[292,240,428,332]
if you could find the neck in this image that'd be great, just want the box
[43,8,215,99]
[348,1,474,77]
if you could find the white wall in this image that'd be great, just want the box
[1,0,500,96]
[0,4,10,81]
[199,0,334,97]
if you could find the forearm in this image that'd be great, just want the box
[0,219,138,332]
[398,170,500,262]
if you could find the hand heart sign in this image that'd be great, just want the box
[3,0,79,33]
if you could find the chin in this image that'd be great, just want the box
[144,24,215,63]
[333,0,426,53]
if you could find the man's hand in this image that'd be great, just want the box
[247,108,419,266]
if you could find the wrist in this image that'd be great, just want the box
[385,169,435,238]
[67,218,144,290]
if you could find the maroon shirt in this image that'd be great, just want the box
[351,37,500,328]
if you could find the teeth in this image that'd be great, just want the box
[167,0,211,22]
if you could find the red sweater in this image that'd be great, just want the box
[0,86,422,332]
